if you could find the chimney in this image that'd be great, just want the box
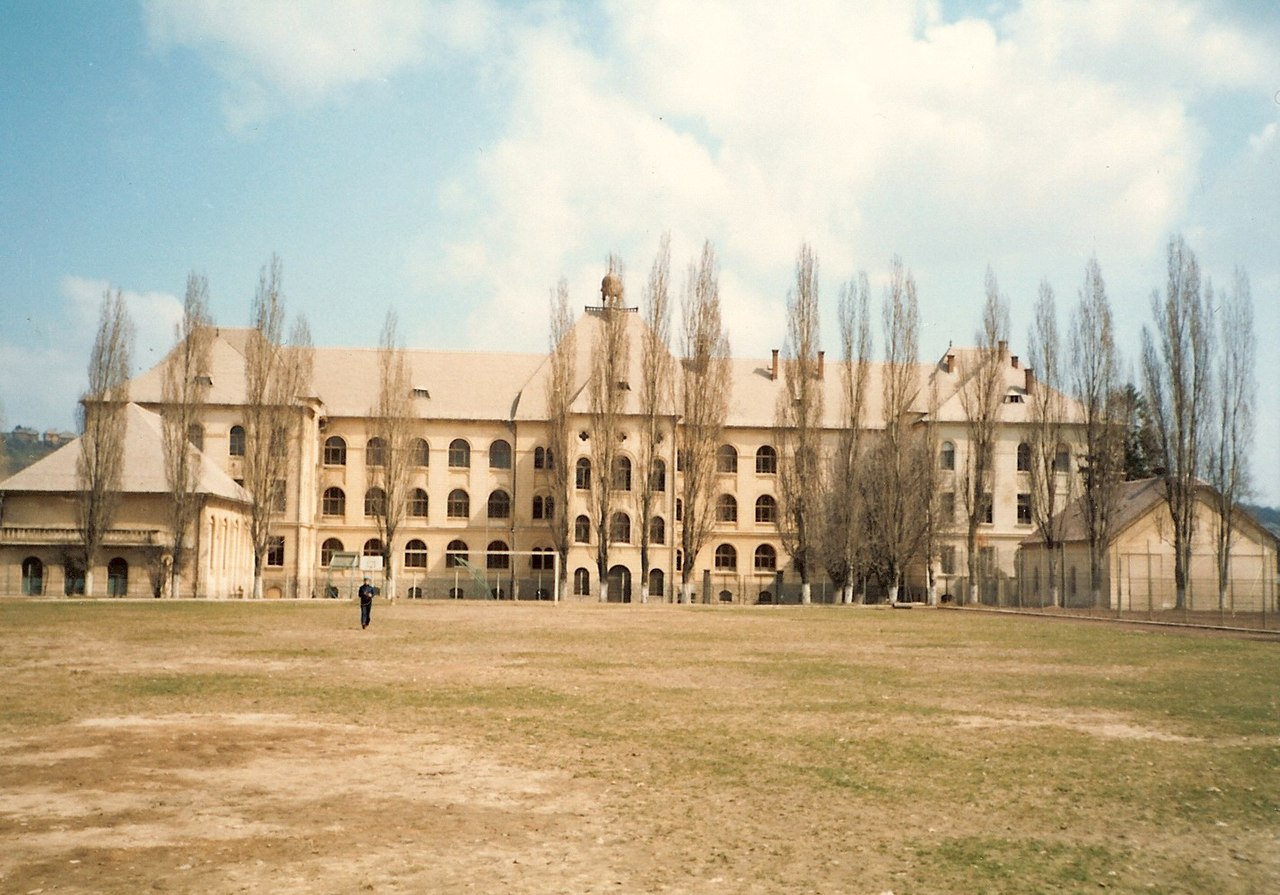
[1011,354,1019,368]
[817,350,825,380]
[997,339,1008,357]
[1025,367,1036,395]
[943,353,955,374]
[771,348,779,381]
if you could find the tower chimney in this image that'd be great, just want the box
[817,350,825,380]
[771,349,779,381]
[1025,367,1036,395]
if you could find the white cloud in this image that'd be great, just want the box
[143,0,492,129]
[410,0,1273,363]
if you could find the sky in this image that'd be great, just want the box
[1,0,1277,502]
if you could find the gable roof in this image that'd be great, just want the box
[1023,477,1280,549]
[0,403,250,503]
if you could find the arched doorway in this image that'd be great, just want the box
[607,564,632,603]
[647,568,664,602]
[107,558,128,597]
[21,557,44,595]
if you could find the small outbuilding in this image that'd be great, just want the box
[1017,477,1278,613]
[0,404,254,598]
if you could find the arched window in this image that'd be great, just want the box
[755,494,778,524]
[755,445,777,474]
[650,458,666,492]
[716,494,737,523]
[320,538,344,567]
[364,487,387,517]
[407,488,428,518]
[323,435,346,466]
[404,539,428,568]
[1016,442,1032,472]
[717,444,738,473]
[362,538,382,558]
[107,558,128,597]
[1054,444,1072,473]
[940,441,956,470]
[322,487,346,517]
[530,547,555,571]
[573,567,591,596]
[447,489,470,519]
[649,516,666,545]
[448,439,471,468]
[675,498,684,521]
[487,540,510,569]
[575,457,592,490]
[612,456,632,491]
[411,438,430,467]
[610,512,631,544]
[21,557,44,595]
[367,437,387,467]
[446,540,468,567]
[534,446,548,469]
[489,439,512,470]
[487,490,511,519]
[187,423,204,451]
[714,544,737,570]
[229,425,246,457]
[532,494,555,520]
[754,544,777,571]
[574,515,591,543]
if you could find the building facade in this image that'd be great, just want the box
[2,284,1085,602]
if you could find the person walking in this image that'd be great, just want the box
[358,576,375,629]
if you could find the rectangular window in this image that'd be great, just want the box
[940,546,956,576]
[1017,492,1032,525]
[266,536,285,567]
[981,493,993,525]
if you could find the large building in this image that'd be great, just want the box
[0,280,1085,602]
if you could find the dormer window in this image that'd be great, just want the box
[412,387,430,399]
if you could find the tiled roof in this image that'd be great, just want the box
[128,321,1082,430]
[0,403,250,502]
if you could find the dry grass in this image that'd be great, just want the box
[1,599,1278,894]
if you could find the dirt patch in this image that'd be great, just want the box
[2,712,624,893]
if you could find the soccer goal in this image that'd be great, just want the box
[435,551,563,603]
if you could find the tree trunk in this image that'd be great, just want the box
[599,580,609,603]
[639,583,649,605]
[888,581,899,604]
[85,569,95,599]
[800,582,811,605]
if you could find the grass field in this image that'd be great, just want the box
[2,599,1277,894]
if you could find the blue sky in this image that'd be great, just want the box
[1,0,1277,501]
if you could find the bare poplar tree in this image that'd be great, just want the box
[1070,257,1124,607]
[76,288,134,596]
[820,271,872,604]
[588,255,630,602]
[1208,268,1255,611]
[368,309,414,602]
[243,255,313,599]
[1141,235,1212,611]
[637,234,674,603]
[862,257,929,604]
[958,268,1009,604]
[676,241,730,604]
[1025,279,1074,608]
[160,272,213,599]
[775,244,825,604]
[545,278,577,599]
